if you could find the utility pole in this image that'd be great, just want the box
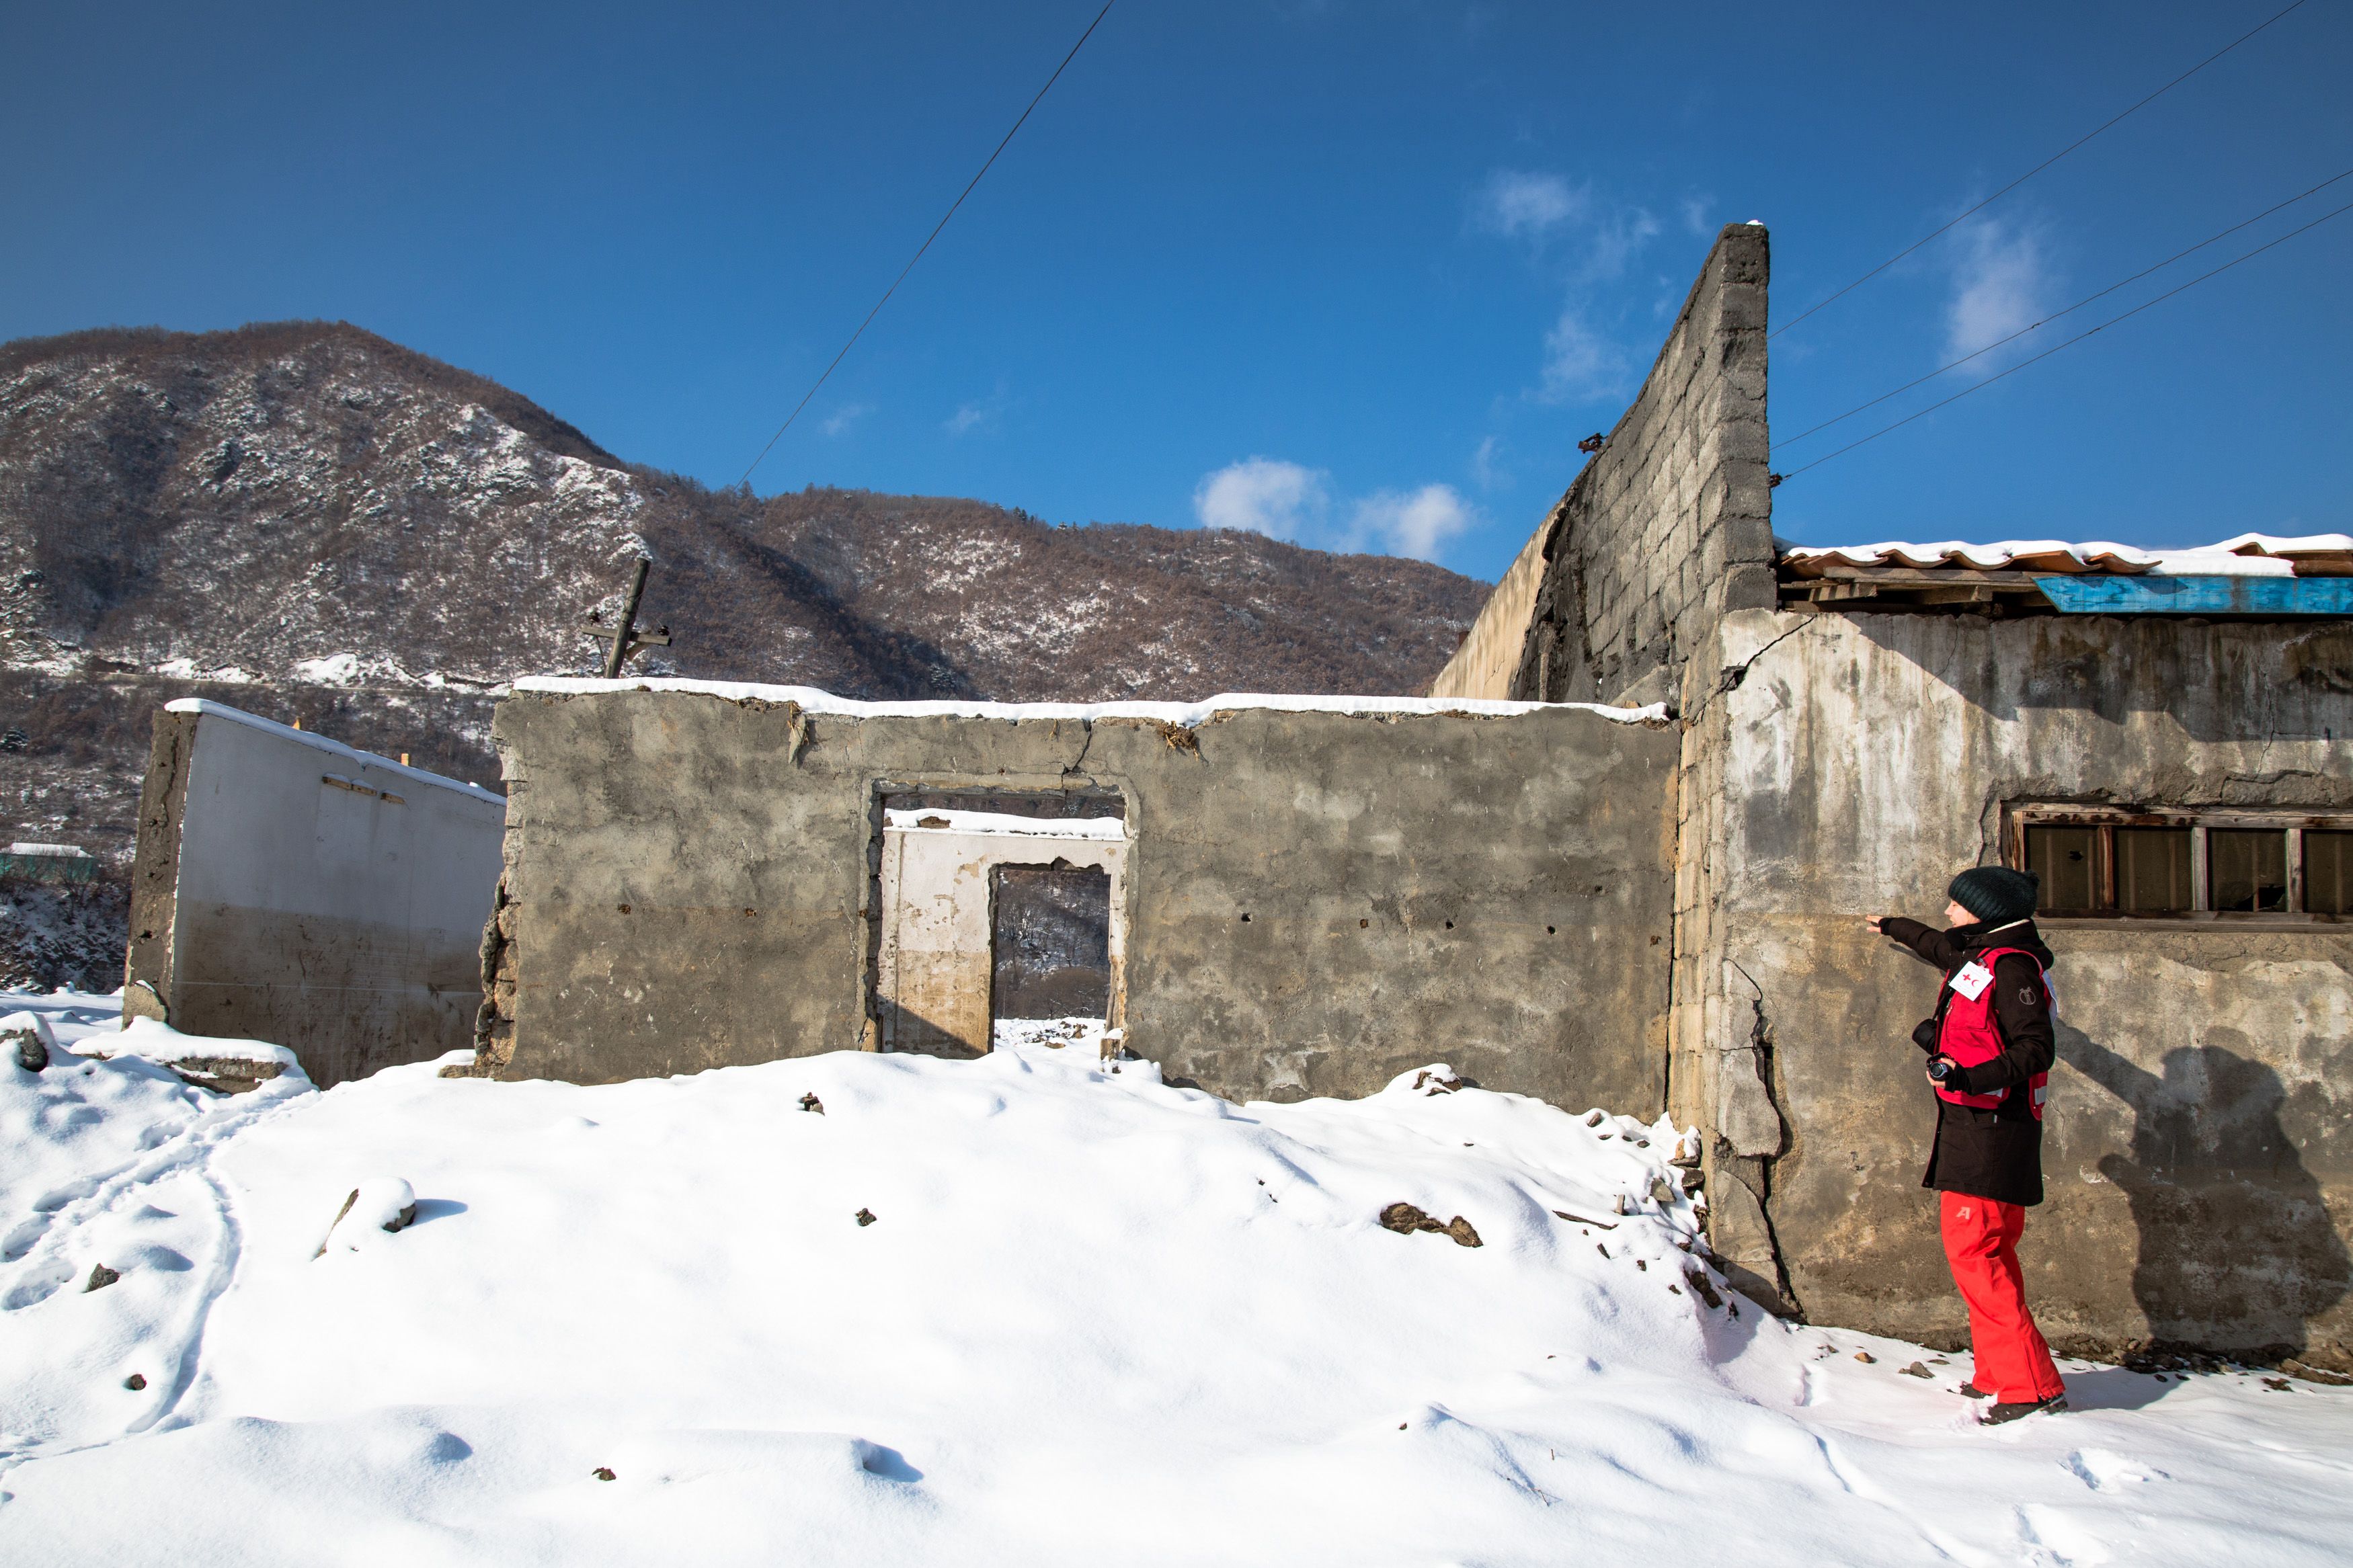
[582,559,673,677]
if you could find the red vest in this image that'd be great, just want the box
[1936,946,2051,1120]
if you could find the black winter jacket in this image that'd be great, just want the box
[1878,915,2057,1208]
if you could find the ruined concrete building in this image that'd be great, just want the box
[133,224,2348,1373]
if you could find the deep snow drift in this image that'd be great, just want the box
[3,993,2350,1566]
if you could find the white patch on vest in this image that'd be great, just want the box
[1949,961,1994,1001]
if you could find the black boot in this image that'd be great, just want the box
[1983,1394,2066,1425]
[1956,1381,1992,1399]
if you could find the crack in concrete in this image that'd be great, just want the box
[1727,957,1806,1318]
[1683,615,1821,729]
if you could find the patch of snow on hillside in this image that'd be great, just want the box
[1,1022,2348,1565]
[293,653,361,685]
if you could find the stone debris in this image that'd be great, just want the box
[1584,1110,1605,1127]
[2281,1358,2353,1387]
[165,1056,286,1096]
[1899,1362,1933,1378]
[122,1373,146,1391]
[592,1467,617,1481]
[1378,1202,1482,1248]
[1682,1269,1724,1309]
[2263,1377,2293,1392]
[84,1264,120,1292]
[854,1208,877,1227]
[1408,1067,1460,1094]
[1853,1351,1876,1364]
[1550,1209,1617,1230]
[1611,1194,1630,1216]
[5,1016,52,1072]
[800,1093,824,1114]
[1648,1175,1676,1206]
[313,1180,418,1257]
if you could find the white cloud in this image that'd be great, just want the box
[1945,216,2054,367]
[1582,204,1662,282]
[1193,459,1479,563]
[944,402,990,437]
[1194,458,1331,542]
[1679,196,1713,238]
[820,403,871,438]
[1474,170,1585,238]
[1351,485,1478,561]
[1540,304,1632,404]
[1473,167,1663,406]
[1470,435,1505,491]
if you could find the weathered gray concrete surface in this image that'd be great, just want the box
[1470,224,1774,708]
[479,690,1679,1112]
[126,700,506,1087]
[1680,610,2353,1367]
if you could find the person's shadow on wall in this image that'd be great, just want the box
[2057,1025,2349,1358]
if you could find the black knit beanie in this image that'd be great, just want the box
[1948,866,2040,925]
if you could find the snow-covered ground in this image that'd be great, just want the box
[3,993,2350,1566]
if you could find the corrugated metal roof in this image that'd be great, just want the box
[1780,532,2353,579]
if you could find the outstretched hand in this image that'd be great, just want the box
[1864,915,1884,933]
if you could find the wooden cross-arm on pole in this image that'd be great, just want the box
[582,558,674,676]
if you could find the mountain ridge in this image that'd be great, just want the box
[0,319,1492,987]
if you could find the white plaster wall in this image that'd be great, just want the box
[161,701,506,1083]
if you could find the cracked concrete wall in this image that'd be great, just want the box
[481,690,1679,1108]
[1680,608,2353,1368]
[1500,224,1776,708]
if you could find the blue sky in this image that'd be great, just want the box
[5,1,2348,584]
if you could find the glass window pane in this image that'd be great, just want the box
[2116,827,2192,912]
[2307,831,2353,915]
[2026,826,2100,911]
[2210,829,2288,913]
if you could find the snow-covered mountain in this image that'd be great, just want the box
[0,321,1488,985]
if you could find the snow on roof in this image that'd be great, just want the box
[163,700,506,806]
[3,843,90,859]
[1782,532,2353,579]
[511,677,1672,726]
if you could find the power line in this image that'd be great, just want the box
[1770,0,2311,342]
[739,1,1117,487]
[1776,165,2353,450]
[1773,196,2353,482]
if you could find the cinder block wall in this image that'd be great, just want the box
[126,700,506,1086]
[1483,223,1776,708]
[1679,610,2353,1368]
[474,689,1679,1111]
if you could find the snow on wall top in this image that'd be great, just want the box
[510,677,1672,726]
[884,808,1127,841]
[1781,532,2353,579]
[163,700,507,806]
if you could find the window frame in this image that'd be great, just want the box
[2004,804,2353,924]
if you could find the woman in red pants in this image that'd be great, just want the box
[1869,866,2069,1425]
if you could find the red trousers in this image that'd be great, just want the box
[1940,1192,2066,1404]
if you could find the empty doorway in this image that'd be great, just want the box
[872,792,1126,1057]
